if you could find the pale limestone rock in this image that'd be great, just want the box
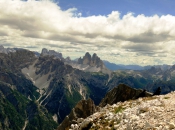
[79,118,93,130]
[77,118,83,123]
[69,92,175,130]
[169,123,175,129]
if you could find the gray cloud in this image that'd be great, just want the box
[127,31,172,43]
[0,0,175,65]
[0,31,8,36]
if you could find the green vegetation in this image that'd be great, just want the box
[0,87,58,130]
[0,93,25,130]
[114,105,124,113]
[26,101,57,130]
[164,96,170,99]
[65,90,82,108]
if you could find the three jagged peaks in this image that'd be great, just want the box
[78,52,104,68]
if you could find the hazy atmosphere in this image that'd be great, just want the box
[1,0,175,65]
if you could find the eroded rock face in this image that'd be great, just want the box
[99,84,153,107]
[58,99,96,130]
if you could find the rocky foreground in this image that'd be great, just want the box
[69,92,175,130]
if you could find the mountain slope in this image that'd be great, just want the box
[59,84,152,129]
[22,55,109,123]
[0,50,58,130]
[68,90,175,130]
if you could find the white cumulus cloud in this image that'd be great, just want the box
[0,0,175,65]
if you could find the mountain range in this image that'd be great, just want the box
[103,60,171,71]
[1,45,175,130]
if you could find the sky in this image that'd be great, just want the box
[0,0,175,65]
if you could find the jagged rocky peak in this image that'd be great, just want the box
[99,84,153,107]
[58,98,96,130]
[65,56,71,62]
[41,48,63,59]
[0,45,7,54]
[146,66,162,74]
[78,52,104,68]
[0,45,16,54]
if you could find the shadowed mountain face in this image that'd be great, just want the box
[0,50,57,130]
[22,55,108,123]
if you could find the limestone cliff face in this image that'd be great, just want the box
[99,84,153,107]
[58,99,96,130]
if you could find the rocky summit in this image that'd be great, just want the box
[69,92,175,130]
[41,48,63,59]
[78,52,104,68]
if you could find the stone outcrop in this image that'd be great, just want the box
[69,91,175,130]
[58,99,96,130]
[41,48,62,59]
[99,84,153,107]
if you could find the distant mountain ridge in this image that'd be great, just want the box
[104,60,171,71]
